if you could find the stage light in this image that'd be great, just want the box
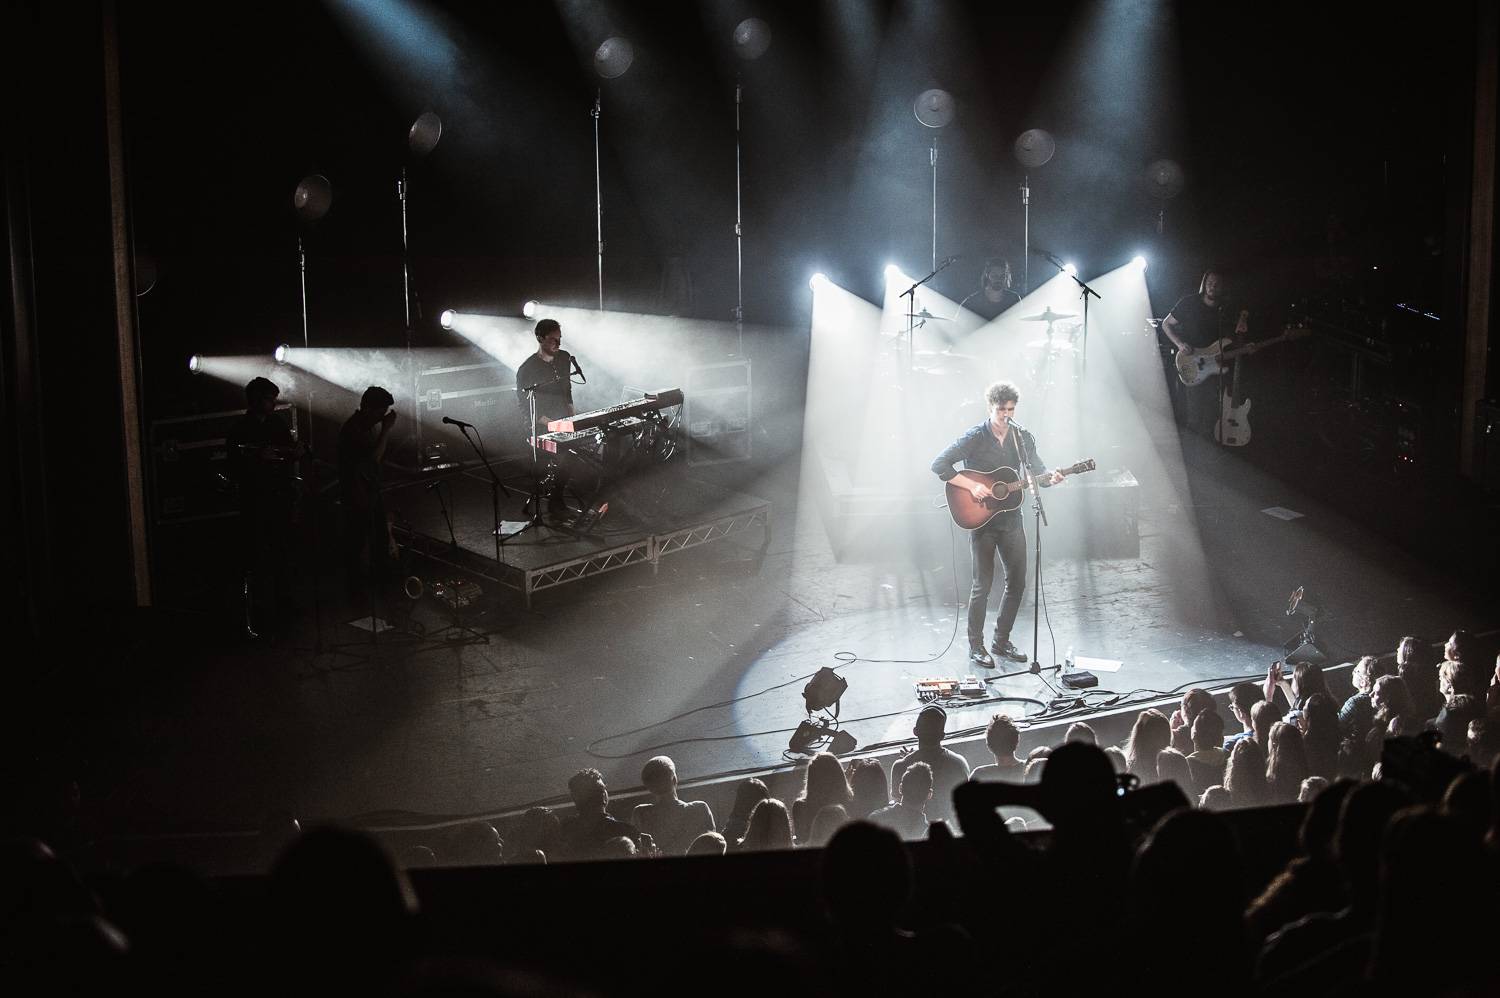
[188,354,201,374]
[522,300,538,319]
[803,666,848,714]
[809,272,827,290]
[884,263,900,279]
[439,309,455,330]
[1064,262,1078,277]
[1132,255,1148,270]
[273,343,290,364]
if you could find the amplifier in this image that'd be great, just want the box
[685,359,751,466]
[415,362,519,470]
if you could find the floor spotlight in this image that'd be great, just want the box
[439,309,455,330]
[884,263,900,280]
[803,667,847,715]
[522,300,538,319]
[1063,262,1078,277]
[809,272,827,290]
[188,354,201,374]
[1133,255,1148,271]
[273,343,290,364]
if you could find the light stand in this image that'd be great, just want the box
[286,175,360,664]
[588,35,634,310]
[592,90,604,310]
[399,112,442,466]
[730,18,772,355]
[1013,129,1056,294]
[913,88,953,273]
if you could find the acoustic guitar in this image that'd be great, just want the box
[945,459,1096,530]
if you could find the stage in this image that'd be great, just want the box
[78,430,1491,868]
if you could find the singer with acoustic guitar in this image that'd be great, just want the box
[932,381,1080,669]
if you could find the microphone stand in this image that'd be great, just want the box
[1016,430,1053,676]
[1035,250,1101,380]
[449,423,509,572]
[899,255,958,374]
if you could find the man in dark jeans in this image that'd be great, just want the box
[932,381,1062,668]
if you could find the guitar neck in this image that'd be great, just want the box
[1221,327,1303,361]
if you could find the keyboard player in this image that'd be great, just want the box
[516,317,578,517]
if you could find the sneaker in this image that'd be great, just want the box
[968,646,996,668]
[991,638,1028,663]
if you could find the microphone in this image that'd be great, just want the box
[571,355,587,384]
[442,416,475,429]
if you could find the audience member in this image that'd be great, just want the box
[1266,722,1310,803]
[506,806,558,865]
[1169,687,1216,754]
[555,769,641,862]
[686,831,727,857]
[969,714,1025,780]
[791,752,854,844]
[1299,692,1341,779]
[1124,708,1171,781]
[1246,778,1354,943]
[720,778,769,845]
[1103,745,1128,773]
[444,821,504,867]
[1155,747,1191,793]
[736,799,793,852]
[1432,658,1486,753]
[1064,721,1097,745]
[1130,809,1250,985]
[1224,681,1264,750]
[1200,785,1232,809]
[1338,655,1386,736]
[1223,737,1270,808]
[807,805,850,848]
[1187,709,1228,792]
[1397,641,1445,724]
[1254,780,1410,988]
[845,758,890,819]
[631,756,714,857]
[890,706,970,828]
[1250,698,1284,749]
[1298,776,1329,803]
[870,762,932,840]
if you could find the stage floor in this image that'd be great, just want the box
[83,434,1493,850]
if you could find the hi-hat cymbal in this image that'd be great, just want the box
[1020,308,1076,322]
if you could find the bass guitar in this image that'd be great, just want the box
[945,459,1096,530]
[1175,321,1309,387]
[1215,345,1251,447]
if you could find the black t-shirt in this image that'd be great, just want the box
[1167,293,1233,350]
[515,350,574,430]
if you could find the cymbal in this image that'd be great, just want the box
[1025,339,1078,353]
[1020,308,1076,322]
[910,308,950,322]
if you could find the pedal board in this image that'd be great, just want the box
[914,676,988,702]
